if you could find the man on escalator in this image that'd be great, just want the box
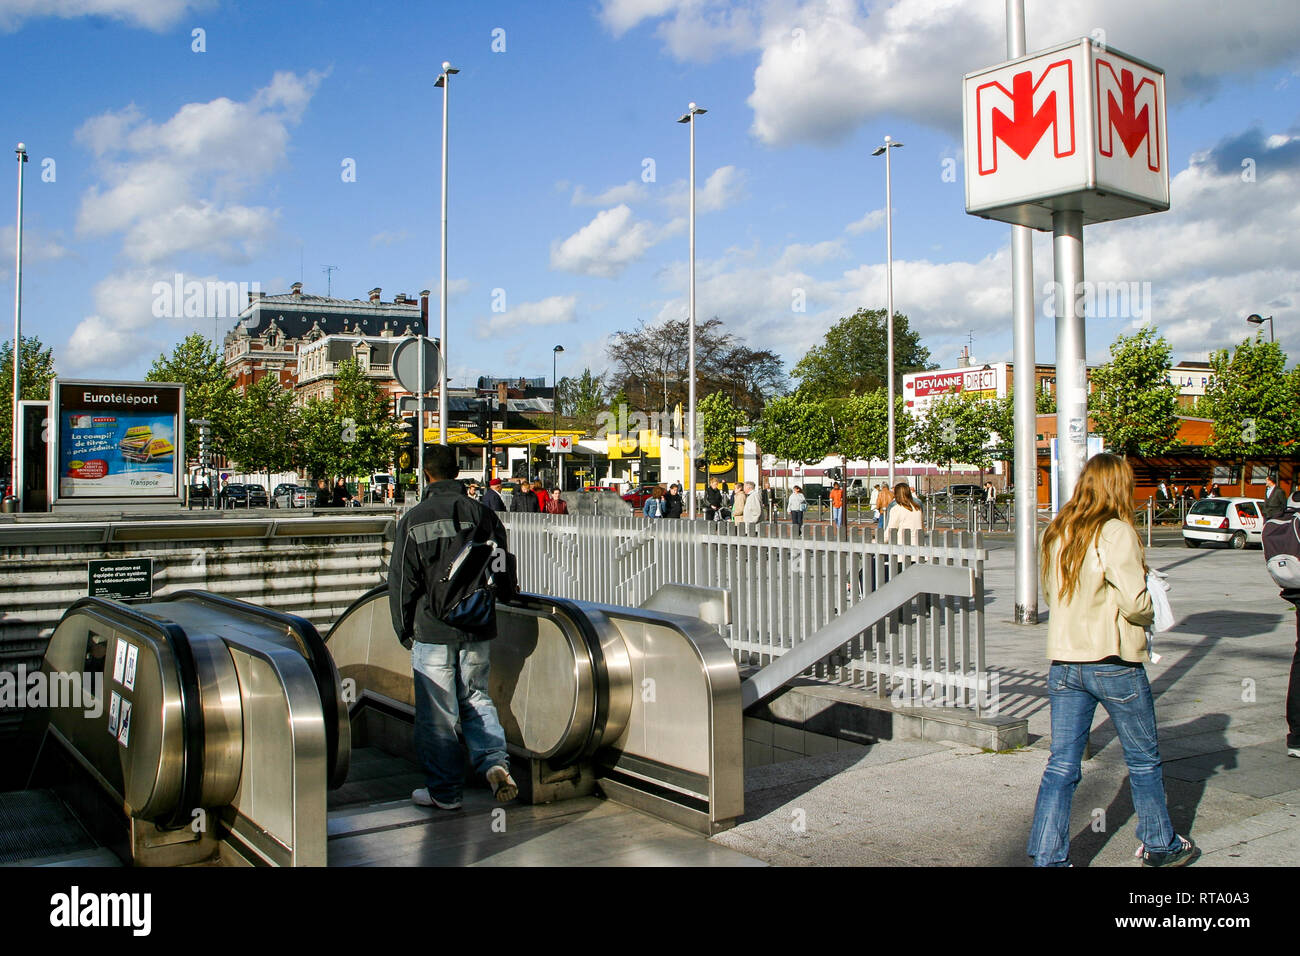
[388,444,520,811]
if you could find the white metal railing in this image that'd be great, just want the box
[502,513,989,711]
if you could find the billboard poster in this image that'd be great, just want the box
[51,380,185,504]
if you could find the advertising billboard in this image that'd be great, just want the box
[50,380,185,505]
[903,364,1009,416]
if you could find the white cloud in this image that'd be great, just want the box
[550,205,664,277]
[572,180,649,206]
[602,0,1300,146]
[0,0,210,32]
[662,165,746,213]
[75,70,326,264]
[371,230,411,247]
[845,208,885,235]
[0,226,70,281]
[775,240,847,270]
[480,294,579,337]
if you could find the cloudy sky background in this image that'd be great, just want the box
[2,0,1297,391]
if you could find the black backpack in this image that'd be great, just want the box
[1262,502,1300,596]
[427,501,515,635]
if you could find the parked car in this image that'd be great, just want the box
[369,473,395,503]
[273,484,311,509]
[1183,497,1264,550]
[801,483,828,505]
[933,483,985,500]
[621,484,662,509]
[188,482,213,501]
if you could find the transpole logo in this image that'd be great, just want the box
[977,59,1076,175]
[1096,59,1160,171]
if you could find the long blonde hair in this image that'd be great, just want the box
[893,483,918,511]
[1041,452,1138,603]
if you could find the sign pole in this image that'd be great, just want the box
[11,144,28,509]
[1006,0,1038,624]
[1052,208,1087,506]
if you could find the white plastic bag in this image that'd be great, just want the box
[1145,568,1173,664]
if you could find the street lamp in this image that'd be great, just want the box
[434,61,459,455]
[552,344,564,490]
[871,135,903,488]
[678,101,707,518]
[8,143,28,509]
[1246,313,1274,343]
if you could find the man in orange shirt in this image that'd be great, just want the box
[830,481,845,527]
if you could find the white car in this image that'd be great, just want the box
[1182,496,1264,550]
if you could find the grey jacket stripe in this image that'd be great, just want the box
[410,519,460,545]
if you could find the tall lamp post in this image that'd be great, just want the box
[871,136,903,488]
[678,102,707,518]
[552,344,564,491]
[434,61,459,452]
[9,144,28,508]
[1246,313,1274,343]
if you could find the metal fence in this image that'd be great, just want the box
[502,513,990,711]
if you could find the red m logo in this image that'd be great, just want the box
[1096,60,1160,172]
[977,60,1076,175]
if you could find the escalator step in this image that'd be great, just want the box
[0,789,97,864]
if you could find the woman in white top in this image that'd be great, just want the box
[884,482,923,538]
[787,485,807,534]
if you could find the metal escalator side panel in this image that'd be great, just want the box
[160,590,350,791]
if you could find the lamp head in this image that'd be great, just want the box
[1246,313,1264,325]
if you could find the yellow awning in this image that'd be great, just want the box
[423,427,586,447]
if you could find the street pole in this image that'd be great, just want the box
[10,144,27,509]
[872,136,903,488]
[679,103,706,518]
[552,344,564,491]
[436,62,458,451]
[1007,0,1038,624]
[1053,208,1087,506]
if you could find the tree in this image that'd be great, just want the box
[986,388,1056,467]
[0,335,56,464]
[1203,336,1298,487]
[913,391,994,486]
[557,367,607,431]
[606,316,785,419]
[332,358,405,479]
[750,394,834,464]
[698,391,745,467]
[837,389,912,464]
[223,375,298,488]
[147,334,236,457]
[791,308,935,400]
[1089,326,1182,457]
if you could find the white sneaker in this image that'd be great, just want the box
[412,787,461,810]
[1288,747,1300,758]
[486,765,518,803]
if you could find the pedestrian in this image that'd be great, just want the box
[830,481,845,527]
[885,483,923,538]
[509,480,539,513]
[663,483,683,518]
[876,483,894,532]
[1028,452,1195,867]
[482,478,506,513]
[1263,473,1287,520]
[1208,483,1221,499]
[787,485,807,534]
[314,478,331,508]
[705,477,723,522]
[763,480,778,521]
[544,487,568,515]
[387,444,520,811]
[1157,480,1169,501]
[718,481,732,521]
[732,482,747,526]
[333,477,352,508]
[643,485,665,518]
[742,480,762,531]
[984,481,997,524]
[533,482,550,514]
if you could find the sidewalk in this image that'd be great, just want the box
[711,541,1300,865]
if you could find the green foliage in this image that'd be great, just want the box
[791,308,935,400]
[557,368,607,429]
[1203,337,1297,460]
[147,334,235,456]
[836,389,911,463]
[290,359,404,480]
[0,335,56,462]
[223,375,297,481]
[1089,326,1182,456]
[698,391,744,466]
[751,394,835,464]
[913,391,994,471]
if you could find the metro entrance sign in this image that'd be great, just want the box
[964,39,1168,230]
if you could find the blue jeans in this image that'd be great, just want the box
[411,640,510,804]
[831,506,843,526]
[1027,663,1180,866]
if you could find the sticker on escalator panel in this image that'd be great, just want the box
[107,691,121,736]
[117,699,132,747]
[112,639,127,684]
[124,643,139,692]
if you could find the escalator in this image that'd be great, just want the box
[2,587,749,866]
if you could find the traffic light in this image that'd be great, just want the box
[397,417,417,472]
[471,399,492,441]
[494,448,508,470]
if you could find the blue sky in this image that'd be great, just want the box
[2,0,1298,393]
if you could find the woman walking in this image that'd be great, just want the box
[883,483,922,537]
[1027,452,1195,867]
[787,485,807,534]
[643,485,665,519]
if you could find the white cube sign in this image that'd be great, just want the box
[964,39,1168,230]
[547,435,573,454]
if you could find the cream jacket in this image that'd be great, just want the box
[1043,518,1154,662]
[886,503,923,535]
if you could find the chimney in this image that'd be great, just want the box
[420,290,430,329]
[291,281,303,297]
[368,287,382,304]
[394,293,407,305]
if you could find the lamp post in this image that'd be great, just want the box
[434,61,459,453]
[1246,313,1274,343]
[9,144,28,509]
[552,344,564,491]
[678,102,707,518]
[871,136,903,488]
